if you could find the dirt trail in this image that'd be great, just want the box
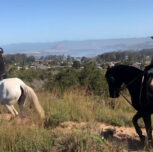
[0,114,147,151]
[55,121,147,151]
[57,121,141,138]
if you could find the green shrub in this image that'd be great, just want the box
[9,68,38,83]
[79,62,109,97]
[72,60,81,69]
[45,62,109,96]
[45,68,79,92]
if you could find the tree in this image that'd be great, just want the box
[27,56,35,63]
[79,62,108,96]
[45,68,79,92]
[72,61,81,69]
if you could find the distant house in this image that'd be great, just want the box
[75,57,81,62]
[25,66,29,70]
[30,65,36,69]
[36,64,50,70]
[125,55,129,60]
[96,63,102,69]
[17,66,22,70]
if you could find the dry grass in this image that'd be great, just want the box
[0,89,148,151]
[0,120,126,152]
[38,89,136,127]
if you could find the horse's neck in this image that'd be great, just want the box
[119,67,141,85]
[124,74,142,104]
[123,75,140,86]
[118,68,142,93]
[113,66,143,109]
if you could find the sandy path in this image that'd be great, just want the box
[55,121,147,151]
[0,114,147,151]
[57,121,144,139]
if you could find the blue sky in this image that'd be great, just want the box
[0,0,153,45]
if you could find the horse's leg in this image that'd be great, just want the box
[11,105,19,116]
[143,114,152,144]
[132,112,145,142]
[5,105,16,117]
[18,93,26,117]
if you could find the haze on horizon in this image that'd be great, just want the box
[0,0,153,46]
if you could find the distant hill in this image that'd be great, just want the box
[139,48,153,56]
[96,48,153,64]
[2,37,153,57]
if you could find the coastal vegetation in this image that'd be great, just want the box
[0,50,152,151]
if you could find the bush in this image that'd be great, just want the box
[79,62,109,97]
[16,69,38,83]
[7,67,38,83]
[72,60,81,69]
[45,68,79,92]
[44,62,109,96]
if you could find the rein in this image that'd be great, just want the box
[120,92,133,106]
[120,74,142,91]
[119,74,143,107]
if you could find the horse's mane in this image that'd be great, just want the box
[110,64,143,72]
[106,64,143,77]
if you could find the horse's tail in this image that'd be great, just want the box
[20,83,45,119]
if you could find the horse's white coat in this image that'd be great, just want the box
[0,78,45,119]
[0,78,23,104]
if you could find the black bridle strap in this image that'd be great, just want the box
[119,73,143,107]
[120,74,142,91]
[120,92,133,107]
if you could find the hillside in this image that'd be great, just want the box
[140,48,153,55]
[2,37,153,57]
[96,48,153,64]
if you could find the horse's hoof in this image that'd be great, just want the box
[144,140,153,149]
[147,140,153,146]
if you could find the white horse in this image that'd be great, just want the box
[0,78,45,119]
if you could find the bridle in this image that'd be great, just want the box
[119,73,143,107]
[120,74,143,91]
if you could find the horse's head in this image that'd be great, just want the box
[105,66,122,98]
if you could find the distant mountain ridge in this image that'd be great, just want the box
[140,48,153,56]
[2,37,153,57]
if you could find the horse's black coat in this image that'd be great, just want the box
[105,65,153,143]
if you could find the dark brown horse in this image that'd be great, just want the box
[105,65,153,144]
